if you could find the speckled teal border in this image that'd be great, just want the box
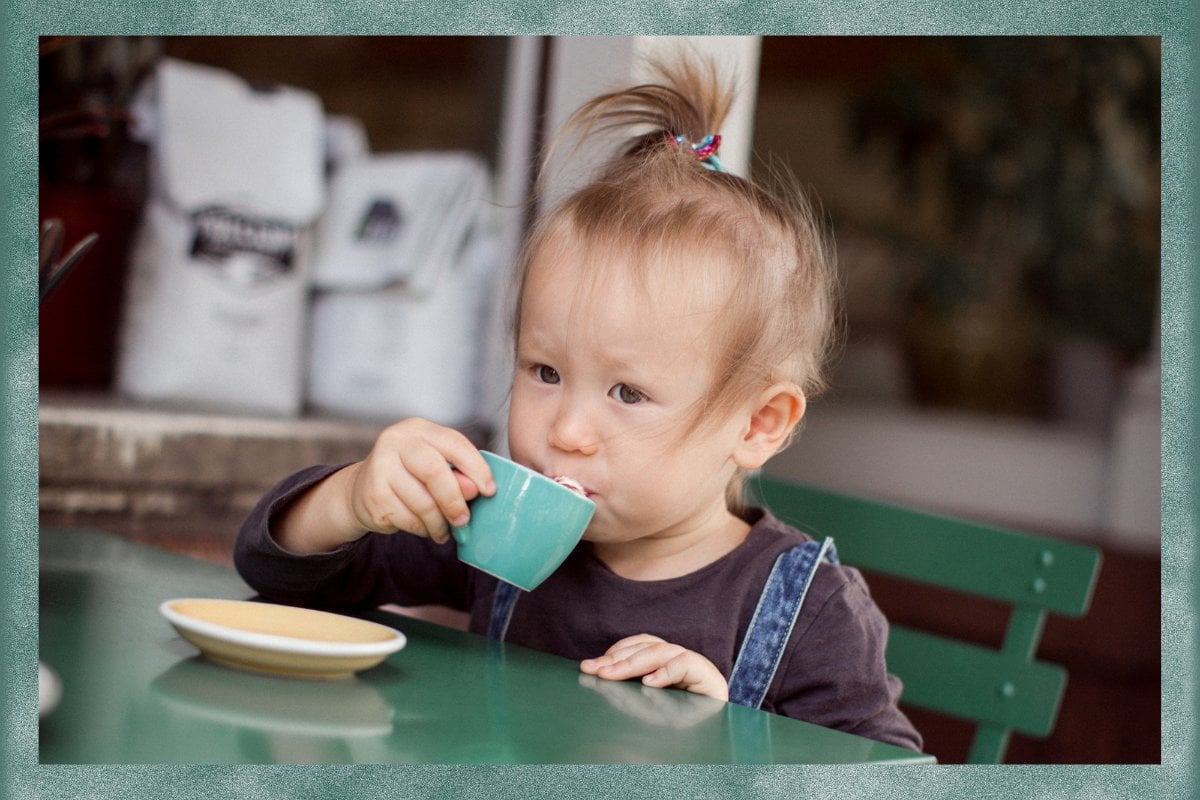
[3,4,1194,799]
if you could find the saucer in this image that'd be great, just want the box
[160,598,406,679]
[39,661,62,717]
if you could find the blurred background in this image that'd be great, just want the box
[37,35,1160,764]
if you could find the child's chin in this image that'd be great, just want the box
[579,523,608,543]
[580,524,634,546]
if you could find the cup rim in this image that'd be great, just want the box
[479,450,595,508]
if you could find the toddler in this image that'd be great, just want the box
[235,56,921,751]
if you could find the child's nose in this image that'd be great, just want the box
[547,398,599,456]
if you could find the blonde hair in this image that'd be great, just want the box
[512,56,839,505]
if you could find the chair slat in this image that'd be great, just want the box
[967,724,1011,765]
[752,477,1101,616]
[1003,607,1047,661]
[886,626,1067,736]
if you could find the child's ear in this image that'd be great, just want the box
[732,384,806,471]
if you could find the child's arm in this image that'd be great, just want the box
[580,634,729,701]
[234,463,474,612]
[273,418,496,555]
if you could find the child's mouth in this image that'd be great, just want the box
[552,475,589,498]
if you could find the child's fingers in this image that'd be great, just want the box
[580,635,730,701]
[408,426,496,530]
[350,463,413,535]
[586,641,683,681]
[419,424,496,499]
[580,634,668,675]
[375,419,494,497]
[602,633,667,656]
[449,449,496,499]
[400,447,473,533]
[579,656,609,675]
[454,470,481,502]
[386,469,452,543]
[355,419,495,542]
[642,653,729,701]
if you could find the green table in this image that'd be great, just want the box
[39,528,934,764]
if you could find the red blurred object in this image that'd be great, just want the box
[38,182,142,389]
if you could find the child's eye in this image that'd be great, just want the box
[535,365,561,385]
[609,383,647,404]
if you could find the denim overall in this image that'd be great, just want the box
[487,537,837,710]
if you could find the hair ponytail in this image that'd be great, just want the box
[544,56,735,182]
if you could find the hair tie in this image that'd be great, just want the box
[671,133,725,172]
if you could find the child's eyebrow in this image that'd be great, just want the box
[519,317,665,378]
[593,349,659,384]
[514,324,557,352]
[593,348,640,370]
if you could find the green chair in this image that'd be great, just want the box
[750,474,1102,763]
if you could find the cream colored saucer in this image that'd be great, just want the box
[160,598,406,679]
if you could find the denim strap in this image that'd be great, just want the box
[727,537,837,709]
[488,580,522,640]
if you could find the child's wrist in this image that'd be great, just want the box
[327,462,373,543]
[276,464,366,554]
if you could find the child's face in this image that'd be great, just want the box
[507,246,750,545]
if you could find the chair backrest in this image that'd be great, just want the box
[750,474,1102,763]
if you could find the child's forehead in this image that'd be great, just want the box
[520,246,731,355]
[525,232,735,313]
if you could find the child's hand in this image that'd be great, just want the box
[343,418,496,545]
[580,634,729,702]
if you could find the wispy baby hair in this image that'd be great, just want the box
[514,53,839,441]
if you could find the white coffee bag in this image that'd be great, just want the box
[116,58,325,415]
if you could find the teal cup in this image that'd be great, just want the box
[451,451,596,591]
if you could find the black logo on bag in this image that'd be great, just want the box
[356,198,402,244]
[190,207,299,282]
